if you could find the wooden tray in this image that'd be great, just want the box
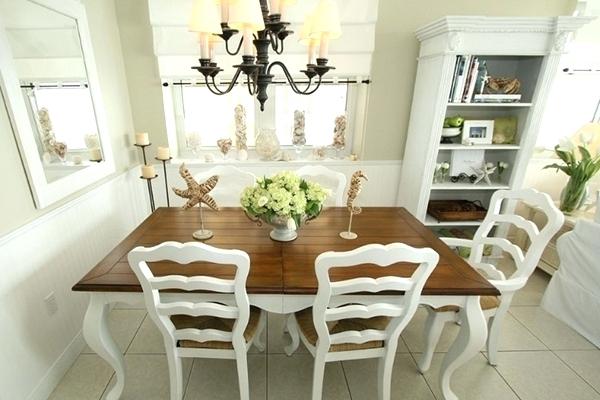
[427,200,487,222]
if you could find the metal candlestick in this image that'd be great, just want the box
[140,174,158,212]
[155,156,172,207]
[134,143,151,164]
[192,204,213,240]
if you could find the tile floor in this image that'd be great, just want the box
[50,268,600,400]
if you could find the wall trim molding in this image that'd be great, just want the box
[0,167,140,246]
[26,332,86,400]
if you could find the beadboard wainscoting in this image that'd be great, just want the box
[149,160,403,207]
[0,168,148,400]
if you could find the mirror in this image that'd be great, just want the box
[0,0,114,207]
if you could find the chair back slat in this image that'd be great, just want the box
[128,241,251,352]
[330,276,415,295]
[173,328,233,343]
[149,276,235,293]
[312,243,438,351]
[325,304,405,321]
[156,301,239,319]
[296,165,347,207]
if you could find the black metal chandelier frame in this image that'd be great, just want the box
[191,0,335,111]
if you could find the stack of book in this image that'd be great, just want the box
[448,55,522,103]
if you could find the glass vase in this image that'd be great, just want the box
[559,177,590,214]
[255,129,280,161]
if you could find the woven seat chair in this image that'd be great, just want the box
[128,241,266,400]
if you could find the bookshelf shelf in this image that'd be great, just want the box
[398,16,589,228]
[447,102,533,108]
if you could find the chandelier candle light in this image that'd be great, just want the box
[188,0,341,111]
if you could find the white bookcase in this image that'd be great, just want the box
[398,16,591,228]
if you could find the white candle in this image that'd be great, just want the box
[307,39,317,64]
[269,0,280,14]
[221,0,229,22]
[157,146,170,160]
[141,164,156,179]
[135,132,149,146]
[199,32,210,59]
[318,32,330,59]
[89,148,102,161]
[242,26,254,56]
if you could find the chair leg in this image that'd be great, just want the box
[418,309,454,373]
[487,296,512,366]
[311,351,327,400]
[253,310,267,352]
[377,351,396,400]
[284,314,300,356]
[165,344,183,400]
[235,350,250,400]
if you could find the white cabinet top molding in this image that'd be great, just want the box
[415,16,594,57]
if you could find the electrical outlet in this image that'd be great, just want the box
[44,292,58,316]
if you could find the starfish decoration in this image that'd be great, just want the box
[172,163,219,210]
[471,162,496,185]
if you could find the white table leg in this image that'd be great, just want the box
[438,296,487,400]
[82,293,126,400]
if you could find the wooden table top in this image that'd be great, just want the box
[72,207,499,296]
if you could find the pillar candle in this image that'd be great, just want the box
[157,146,171,160]
[141,165,156,179]
[318,32,330,59]
[89,148,102,161]
[135,132,149,146]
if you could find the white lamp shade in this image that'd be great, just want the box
[298,12,315,45]
[228,0,265,32]
[189,0,223,33]
[310,0,341,39]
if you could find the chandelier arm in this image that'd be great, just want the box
[204,68,243,95]
[246,73,258,95]
[267,31,279,53]
[267,61,323,95]
[273,35,284,55]
[225,36,244,56]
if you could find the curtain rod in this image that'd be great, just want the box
[562,67,600,74]
[162,78,371,87]
[20,83,88,89]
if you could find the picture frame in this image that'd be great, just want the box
[450,149,485,177]
[461,120,494,145]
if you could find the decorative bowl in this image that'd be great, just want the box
[441,127,461,143]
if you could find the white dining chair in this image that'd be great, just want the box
[285,243,439,400]
[296,165,347,206]
[194,165,256,206]
[418,188,564,371]
[128,241,266,400]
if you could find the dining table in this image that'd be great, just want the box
[73,207,499,400]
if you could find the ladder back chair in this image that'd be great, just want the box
[296,165,347,207]
[418,188,564,371]
[194,165,256,206]
[128,241,266,400]
[285,243,439,400]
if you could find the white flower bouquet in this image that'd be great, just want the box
[241,171,329,230]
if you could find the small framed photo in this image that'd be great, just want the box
[450,149,485,177]
[462,120,495,145]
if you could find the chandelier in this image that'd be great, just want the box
[189,0,341,111]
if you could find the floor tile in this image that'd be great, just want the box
[402,307,460,353]
[268,354,351,400]
[184,355,266,400]
[127,315,165,354]
[555,350,600,393]
[511,269,551,306]
[493,312,547,351]
[82,309,146,354]
[343,355,435,400]
[495,351,600,400]
[101,354,192,400]
[421,353,518,400]
[510,306,596,350]
[48,354,113,400]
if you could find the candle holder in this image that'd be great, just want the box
[192,205,213,240]
[340,210,358,240]
[140,174,158,212]
[155,156,172,207]
[134,142,152,164]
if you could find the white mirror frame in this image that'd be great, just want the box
[0,0,114,208]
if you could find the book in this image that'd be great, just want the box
[463,57,479,102]
[447,56,461,102]
[473,94,522,103]
[451,55,471,103]
[460,56,476,102]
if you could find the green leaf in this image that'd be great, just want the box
[578,146,592,161]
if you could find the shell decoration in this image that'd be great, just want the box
[346,170,368,214]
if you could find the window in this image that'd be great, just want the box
[24,85,97,150]
[168,80,356,157]
[537,71,600,149]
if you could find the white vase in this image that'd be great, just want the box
[255,129,280,161]
[266,215,297,242]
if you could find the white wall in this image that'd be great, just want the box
[0,168,148,400]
